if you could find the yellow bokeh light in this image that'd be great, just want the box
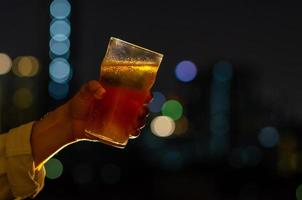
[151,116,175,137]
[0,53,12,75]
[12,56,39,77]
[174,116,189,136]
[13,88,33,109]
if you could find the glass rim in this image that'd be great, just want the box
[110,37,164,58]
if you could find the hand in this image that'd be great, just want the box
[66,80,106,141]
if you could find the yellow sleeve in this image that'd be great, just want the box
[0,122,46,200]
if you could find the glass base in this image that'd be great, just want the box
[85,129,127,149]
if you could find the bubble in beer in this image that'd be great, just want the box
[50,0,71,19]
[161,100,183,120]
[0,53,12,75]
[49,58,71,83]
[151,116,175,137]
[175,60,197,82]
[45,158,63,179]
[148,91,166,113]
[100,164,121,184]
[50,19,71,41]
[48,81,69,100]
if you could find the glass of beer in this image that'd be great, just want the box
[85,37,163,148]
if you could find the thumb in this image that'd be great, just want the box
[78,80,106,101]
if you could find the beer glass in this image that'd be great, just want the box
[85,37,163,148]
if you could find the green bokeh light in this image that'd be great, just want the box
[45,158,63,179]
[161,100,183,120]
[296,184,302,200]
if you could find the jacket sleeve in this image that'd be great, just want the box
[0,122,46,199]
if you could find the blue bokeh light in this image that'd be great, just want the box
[49,58,71,83]
[49,38,70,56]
[50,0,71,19]
[50,19,71,41]
[258,126,279,148]
[48,81,69,100]
[175,60,197,82]
[213,61,233,82]
[148,91,166,113]
[240,146,262,166]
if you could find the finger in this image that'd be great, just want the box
[88,80,102,93]
[79,80,105,100]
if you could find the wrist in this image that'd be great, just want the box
[31,103,74,168]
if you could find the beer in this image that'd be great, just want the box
[85,61,158,148]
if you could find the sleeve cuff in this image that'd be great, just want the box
[5,121,46,198]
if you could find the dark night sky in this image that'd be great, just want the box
[1,1,302,199]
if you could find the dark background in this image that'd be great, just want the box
[1,0,302,199]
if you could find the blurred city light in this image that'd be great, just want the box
[141,130,165,150]
[174,115,189,136]
[151,116,175,137]
[296,184,302,200]
[258,126,279,148]
[48,81,69,100]
[213,61,233,82]
[175,60,197,82]
[148,91,166,113]
[240,146,262,167]
[278,135,297,175]
[161,100,183,120]
[0,53,12,75]
[72,163,94,184]
[50,19,71,41]
[49,58,71,83]
[49,38,70,56]
[160,149,184,171]
[100,163,121,184]
[210,113,229,134]
[12,56,39,77]
[45,158,64,179]
[50,0,71,19]
[13,88,33,109]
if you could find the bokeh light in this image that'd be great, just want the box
[174,115,189,136]
[50,19,71,41]
[240,146,262,166]
[100,163,121,184]
[160,149,184,171]
[48,81,69,100]
[49,38,70,56]
[50,0,71,19]
[12,56,39,77]
[213,61,233,82]
[210,113,229,134]
[49,58,71,83]
[151,116,175,137]
[296,184,302,200]
[258,126,279,148]
[141,130,165,150]
[148,91,166,113]
[161,100,183,120]
[0,53,12,75]
[45,158,63,179]
[72,163,93,184]
[175,60,197,82]
[13,88,33,109]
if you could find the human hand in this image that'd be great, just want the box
[66,80,151,141]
